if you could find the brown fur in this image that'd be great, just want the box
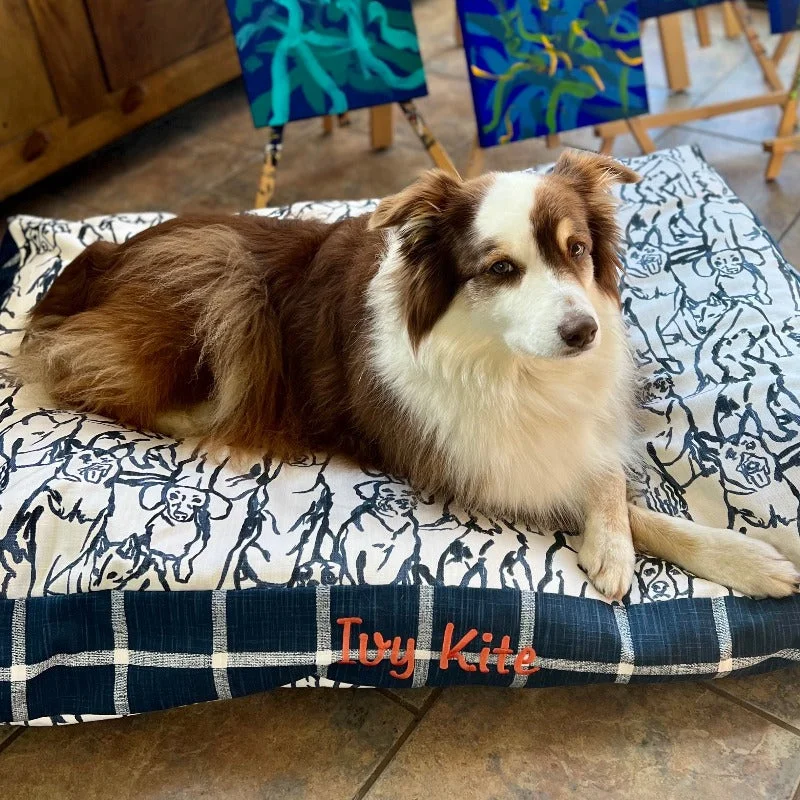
[369,170,496,349]
[541,150,640,303]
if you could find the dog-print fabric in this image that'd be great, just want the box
[0,146,798,724]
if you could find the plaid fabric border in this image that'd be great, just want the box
[1,587,799,723]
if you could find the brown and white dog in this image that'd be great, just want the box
[16,150,800,599]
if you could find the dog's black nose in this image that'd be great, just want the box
[558,314,598,350]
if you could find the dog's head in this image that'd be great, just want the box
[369,150,639,360]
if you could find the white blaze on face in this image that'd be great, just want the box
[470,171,599,360]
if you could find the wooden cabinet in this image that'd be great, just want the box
[85,0,232,90]
[0,0,60,146]
[0,0,240,201]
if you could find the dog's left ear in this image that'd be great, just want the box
[368,169,463,232]
[369,171,466,350]
[552,150,639,305]
[552,149,640,189]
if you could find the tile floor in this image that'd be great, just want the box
[1,3,800,798]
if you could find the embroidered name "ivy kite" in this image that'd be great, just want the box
[336,617,539,679]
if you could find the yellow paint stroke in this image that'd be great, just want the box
[597,0,609,14]
[471,62,528,81]
[544,46,557,75]
[539,0,550,10]
[556,50,573,69]
[580,65,605,90]
[570,19,587,38]
[516,19,551,45]
[616,49,643,66]
[499,112,514,144]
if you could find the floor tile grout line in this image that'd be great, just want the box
[779,209,800,244]
[351,688,443,800]
[0,728,25,757]
[678,124,777,147]
[706,684,800,737]
[375,688,429,718]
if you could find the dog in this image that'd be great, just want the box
[15,150,800,599]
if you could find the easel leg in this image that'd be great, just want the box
[254,126,284,209]
[599,136,615,155]
[370,104,394,150]
[731,0,783,91]
[657,14,690,92]
[721,2,742,38]
[466,135,484,179]
[764,55,800,180]
[694,8,711,48]
[773,33,792,67]
[454,13,463,47]
[545,134,560,148]
[627,118,657,154]
[322,116,334,135]
[398,100,461,178]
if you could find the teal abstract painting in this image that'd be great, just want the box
[457,0,649,147]
[225,0,428,127]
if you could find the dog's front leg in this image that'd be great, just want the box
[578,469,635,600]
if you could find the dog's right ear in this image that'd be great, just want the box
[368,170,463,232]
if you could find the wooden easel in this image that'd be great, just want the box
[764,51,800,180]
[254,101,459,208]
[593,0,785,155]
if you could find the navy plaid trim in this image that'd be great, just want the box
[0,227,20,305]
[1,587,799,723]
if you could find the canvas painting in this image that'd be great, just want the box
[226,0,428,128]
[636,0,720,21]
[768,0,800,33]
[457,0,649,147]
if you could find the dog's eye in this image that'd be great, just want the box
[570,242,586,259]
[490,260,516,275]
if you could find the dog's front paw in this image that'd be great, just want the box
[578,530,635,601]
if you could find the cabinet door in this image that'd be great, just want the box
[0,0,59,146]
[85,0,232,90]
[26,0,109,123]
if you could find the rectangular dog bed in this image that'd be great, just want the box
[0,145,798,725]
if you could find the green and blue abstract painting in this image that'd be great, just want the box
[636,0,719,20]
[457,0,649,147]
[225,0,428,128]
[767,0,800,33]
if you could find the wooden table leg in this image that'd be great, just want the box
[694,7,711,48]
[322,116,334,135]
[370,104,394,150]
[722,1,742,38]
[454,13,463,47]
[545,134,560,148]
[657,14,690,92]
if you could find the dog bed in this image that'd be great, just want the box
[0,144,798,725]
